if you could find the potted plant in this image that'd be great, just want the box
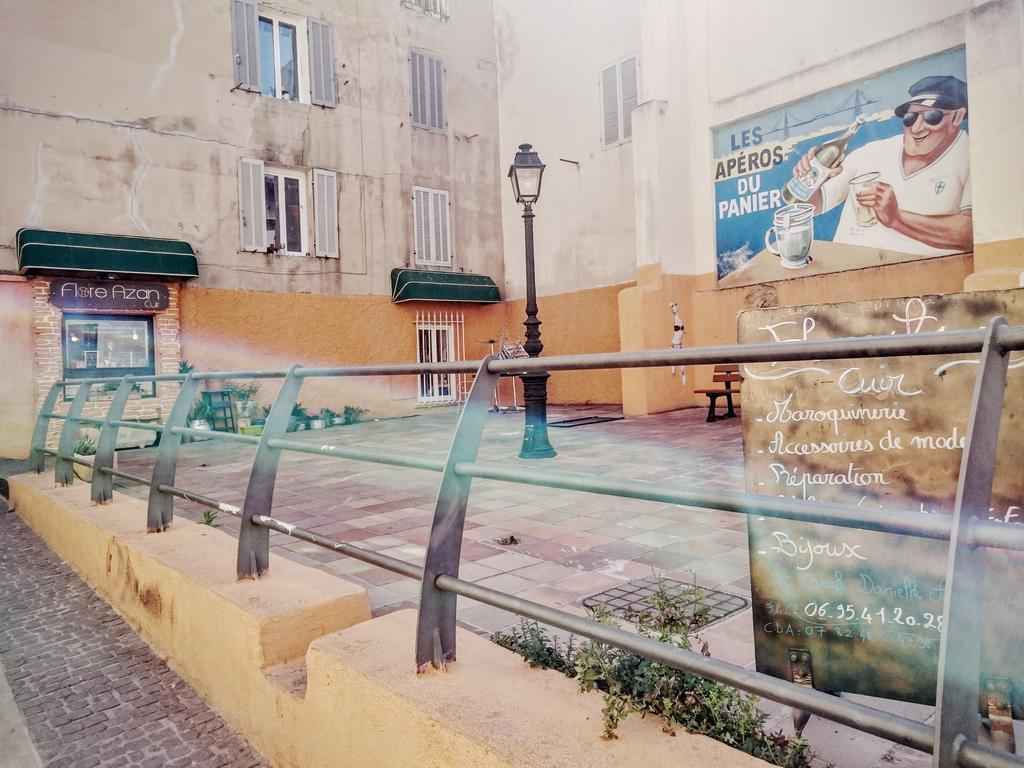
[320,407,339,427]
[287,402,310,432]
[342,405,369,425]
[308,413,327,430]
[189,398,215,439]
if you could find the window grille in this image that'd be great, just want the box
[415,309,465,405]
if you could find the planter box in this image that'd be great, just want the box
[239,425,264,436]
[72,451,118,482]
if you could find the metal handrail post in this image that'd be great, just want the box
[415,356,500,670]
[91,376,136,504]
[933,319,1011,767]
[236,365,304,579]
[28,383,63,473]
[54,383,94,486]
[146,373,201,532]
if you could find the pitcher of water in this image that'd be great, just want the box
[764,203,815,269]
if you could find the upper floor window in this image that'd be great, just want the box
[238,159,339,258]
[412,186,451,266]
[410,50,446,131]
[601,55,638,148]
[402,0,449,20]
[231,0,336,107]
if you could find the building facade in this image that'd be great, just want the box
[2,0,1023,458]
[0,0,514,457]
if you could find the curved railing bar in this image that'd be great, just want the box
[146,373,201,531]
[415,356,501,670]
[237,365,305,579]
[92,376,137,503]
[934,318,1010,764]
[54,382,93,487]
[29,383,63,473]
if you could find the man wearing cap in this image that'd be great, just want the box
[794,75,972,254]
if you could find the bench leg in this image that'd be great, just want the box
[724,393,737,419]
[706,394,719,422]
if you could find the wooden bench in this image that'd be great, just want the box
[694,364,742,422]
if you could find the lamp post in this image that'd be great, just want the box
[508,143,556,459]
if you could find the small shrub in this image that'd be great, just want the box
[320,407,339,424]
[342,405,368,424]
[492,579,815,766]
[74,436,97,456]
[199,509,220,527]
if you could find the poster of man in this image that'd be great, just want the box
[713,48,971,287]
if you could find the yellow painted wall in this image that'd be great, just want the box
[180,283,632,416]
[0,279,37,458]
[621,254,974,415]
[503,282,632,405]
[180,286,508,416]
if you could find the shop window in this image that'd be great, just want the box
[601,55,638,148]
[61,314,156,398]
[410,49,446,131]
[412,186,451,266]
[230,1,336,107]
[415,310,465,405]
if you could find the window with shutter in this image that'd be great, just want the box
[412,186,451,266]
[410,49,445,131]
[401,0,450,21]
[600,55,640,148]
[230,6,335,108]
[313,169,339,258]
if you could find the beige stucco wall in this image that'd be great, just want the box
[0,279,37,458]
[0,0,505,297]
[494,0,642,301]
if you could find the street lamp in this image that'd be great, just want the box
[508,143,556,459]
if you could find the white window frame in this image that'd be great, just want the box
[600,54,639,149]
[258,9,311,104]
[264,166,310,256]
[416,310,465,405]
[401,0,449,20]
[412,186,452,267]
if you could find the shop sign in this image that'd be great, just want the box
[50,279,169,311]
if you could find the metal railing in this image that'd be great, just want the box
[27,318,1024,768]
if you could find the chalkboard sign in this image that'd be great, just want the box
[738,289,1024,711]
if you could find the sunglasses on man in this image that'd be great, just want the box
[901,108,951,127]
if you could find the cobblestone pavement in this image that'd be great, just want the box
[0,500,270,768]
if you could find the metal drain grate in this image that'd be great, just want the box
[582,576,748,629]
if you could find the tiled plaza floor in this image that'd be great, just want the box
[113,405,751,647]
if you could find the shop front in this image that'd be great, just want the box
[15,229,198,451]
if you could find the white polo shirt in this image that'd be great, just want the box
[819,131,971,256]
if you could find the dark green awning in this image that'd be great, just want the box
[16,228,199,279]
[391,268,500,304]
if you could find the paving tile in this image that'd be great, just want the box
[473,573,536,595]
[624,530,684,548]
[474,552,544,572]
[509,561,581,584]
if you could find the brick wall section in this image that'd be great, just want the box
[31,278,182,449]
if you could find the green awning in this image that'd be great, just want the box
[16,228,199,279]
[390,268,501,304]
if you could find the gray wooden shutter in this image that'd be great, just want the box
[413,188,429,262]
[435,190,450,263]
[601,64,620,146]
[429,56,445,130]
[620,57,638,140]
[231,0,260,91]
[308,18,336,107]
[313,169,339,258]
[410,51,425,126]
[238,157,266,251]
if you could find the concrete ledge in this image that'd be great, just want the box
[9,474,765,767]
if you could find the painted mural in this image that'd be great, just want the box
[713,48,970,288]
